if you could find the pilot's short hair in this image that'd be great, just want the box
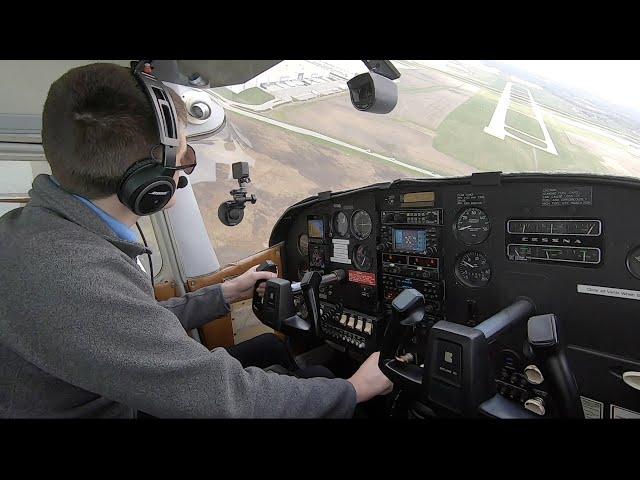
[42,62,188,199]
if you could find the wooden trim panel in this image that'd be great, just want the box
[153,280,178,302]
[187,243,286,350]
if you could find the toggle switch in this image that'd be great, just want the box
[363,322,373,335]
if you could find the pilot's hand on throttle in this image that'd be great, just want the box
[222,265,277,303]
[347,352,394,403]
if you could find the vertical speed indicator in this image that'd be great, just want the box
[455,251,491,288]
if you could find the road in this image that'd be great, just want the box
[207,90,442,178]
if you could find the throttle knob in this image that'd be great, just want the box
[524,397,546,416]
[524,364,544,385]
[396,353,415,364]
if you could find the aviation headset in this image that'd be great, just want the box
[117,60,189,216]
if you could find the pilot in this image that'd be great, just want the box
[0,62,393,418]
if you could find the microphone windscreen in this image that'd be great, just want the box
[177,176,189,189]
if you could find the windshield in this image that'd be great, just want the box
[189,60,640,265]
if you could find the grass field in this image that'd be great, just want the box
[505,109,544,139]
[433,90,612,174]
[213,87,274,105]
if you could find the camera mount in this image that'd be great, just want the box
[218,162,257,226]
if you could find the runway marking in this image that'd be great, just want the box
[484,81,558,155]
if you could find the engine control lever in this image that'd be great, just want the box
[425,298,535,416]
[527,314,584,418]
[251,260,279,322]
[475,297,535,343]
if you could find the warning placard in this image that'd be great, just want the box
[577,284,640,301]
[610,404,640,419]
[348,270,376,286]
[580,396,603,419]
[542,186,592,207]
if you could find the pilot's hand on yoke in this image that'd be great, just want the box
[221,265,277,304]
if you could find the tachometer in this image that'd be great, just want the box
[455,251,491,287]
[298,233,309,256]
[455,207,490,245]
[333,211,349,237]
[351,210,372,240]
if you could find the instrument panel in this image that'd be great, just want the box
[270,173,640,417]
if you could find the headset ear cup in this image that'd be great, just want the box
[118,159,176,215]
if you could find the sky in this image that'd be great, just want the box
[499,60,640,112]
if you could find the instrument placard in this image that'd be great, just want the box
[348,270,376,286]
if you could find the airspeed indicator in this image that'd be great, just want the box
[455,208,491,245]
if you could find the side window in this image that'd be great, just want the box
[0,160,51,215]
[0,201,25,217]
[0,160,51,194]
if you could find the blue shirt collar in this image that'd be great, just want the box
[49,176,139,243]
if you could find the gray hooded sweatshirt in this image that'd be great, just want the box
[0,174,357,418]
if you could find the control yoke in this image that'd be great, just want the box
[380,289,583,418]
[252,263,346,335]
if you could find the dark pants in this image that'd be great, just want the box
[138,334,335,418]
[225,333,335,379]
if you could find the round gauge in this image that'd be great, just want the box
[455,207,491,245]
[351,210,373,240]
[353,244,372,271]
[333,211,349,237]
[627,245,640,280]
[455,251,491,288]
[297,233,309,256]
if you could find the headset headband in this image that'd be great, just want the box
[130,60,179,168]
